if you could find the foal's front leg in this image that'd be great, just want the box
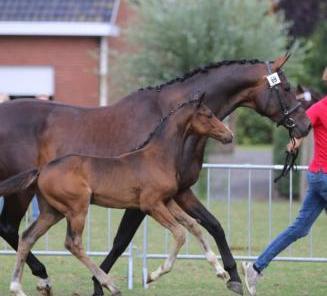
[146,202,187,284]
[167,200,228,280]
[65,210,121,296]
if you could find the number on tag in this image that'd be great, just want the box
[266,73,281,87]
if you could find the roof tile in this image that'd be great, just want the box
[0,0,116,22]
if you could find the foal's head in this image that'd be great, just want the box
[190,98,233,144]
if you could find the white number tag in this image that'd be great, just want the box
[266,72,281,87]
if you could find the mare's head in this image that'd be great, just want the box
[190,95,233,144]
[244,55,311,138]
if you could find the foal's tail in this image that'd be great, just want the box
[0,169,39,196]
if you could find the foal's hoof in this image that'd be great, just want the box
[146,274,154,285]
[111,291,122,296]
[226,280,244,295]
[216,269,229,281]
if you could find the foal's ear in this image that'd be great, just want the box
[196,91,206,108]
[272,53,291,71]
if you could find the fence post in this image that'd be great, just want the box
[142,216,149,289]
[128,241,134,289]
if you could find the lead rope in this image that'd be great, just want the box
[274,130,299,183]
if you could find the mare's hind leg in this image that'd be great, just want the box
[10,201,63,296]
[167,200,228,280]
[65,210,121,296]
[0,191,53,294]
[176,189,243,295]
[146,202,187,284]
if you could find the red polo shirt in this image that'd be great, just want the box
[306,96,327,173]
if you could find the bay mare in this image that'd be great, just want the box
[0,56,310,296]
[5,98,233,296]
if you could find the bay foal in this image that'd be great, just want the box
[4,96,233,296]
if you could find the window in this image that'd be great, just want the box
[0,66,54,101]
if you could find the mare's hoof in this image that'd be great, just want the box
[227,280,243,295]
[92,293,104,296]
[37,286,53,296]
[37,278,53,296]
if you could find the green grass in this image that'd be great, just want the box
[1,199,326,296]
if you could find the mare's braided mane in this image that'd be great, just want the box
[139,59,265,92]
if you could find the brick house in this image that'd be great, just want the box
[0,0,131,106]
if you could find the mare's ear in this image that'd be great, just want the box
[272,53,291,72]
[297,84,304,93]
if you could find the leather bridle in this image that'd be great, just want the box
[265,61,302,130]
[265,62,302,182]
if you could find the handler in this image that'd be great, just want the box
[242,67,327,296]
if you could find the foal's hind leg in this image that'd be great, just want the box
[167,200,228,280]
[1,191,54,295]
[146,202,187,284]
[10,203,63,296]
[65,211,121,296]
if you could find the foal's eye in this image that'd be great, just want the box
[207,113,213,119]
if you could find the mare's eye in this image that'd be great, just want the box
[207,113,213,119]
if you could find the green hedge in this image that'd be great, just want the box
[236,108,274,145]
[273,128,301,199]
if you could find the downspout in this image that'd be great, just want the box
[99,36,108,106]
[99,0,121,106]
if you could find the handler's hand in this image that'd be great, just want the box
[287,137,303,152]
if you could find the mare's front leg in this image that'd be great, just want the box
[146,202,187,284]
[92,209,146,296]
[167,199,228,280]
[175,189,243,295]
[10,201,63,296]
[0,191,53,295]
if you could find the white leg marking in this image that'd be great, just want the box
[10,281,27,296]
[37,277,52,289]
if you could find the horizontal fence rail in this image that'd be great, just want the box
[1,163,326,290]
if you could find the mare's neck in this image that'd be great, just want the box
[156,63,263,120]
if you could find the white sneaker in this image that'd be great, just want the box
[241,261,262,296]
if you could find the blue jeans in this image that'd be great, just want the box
[255,171,327,272]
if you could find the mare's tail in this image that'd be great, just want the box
[0,169,39,196]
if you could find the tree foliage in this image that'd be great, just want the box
[113,0,306,93]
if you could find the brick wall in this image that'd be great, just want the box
[0,36,100,106]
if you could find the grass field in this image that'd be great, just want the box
[0,198,326,296]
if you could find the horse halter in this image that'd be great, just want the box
[265,61,302,130]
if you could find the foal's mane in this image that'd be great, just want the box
[139,59,265,92]
[132,98,201,152]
